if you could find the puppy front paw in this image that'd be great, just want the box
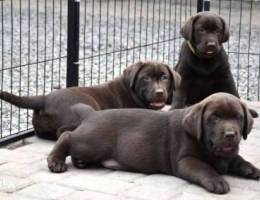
[238,162,260,180]
[47,155,67,173]
[202,176,230,194]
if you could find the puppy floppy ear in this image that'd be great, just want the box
[182,103,206,141]
[123,61,145,89]
[241,102,254,140]
[166,66,182,104]
[220,16,230,43]
[181,14,200,41]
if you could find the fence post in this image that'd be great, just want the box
[197,0,210,12]
[197,0,203,12]
[204,0,210,11]
[66,0,80,87]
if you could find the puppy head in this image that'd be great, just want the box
[181,11,229,59]
[183,93,253,158]
[123,61,181,110]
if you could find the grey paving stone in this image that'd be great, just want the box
[0,192,10,199]
[16,141,54,155]
[241,137,260,149]
[124,184,184,200]
[60,174,136,195]
[0,175,34,193]
[59,190,117,200]
[6,194,38,200]
[30,162,112,183]
[16,183,75,200]
[0,149,44,164]
[67,165,112,176]
[178,184,260,200]
[29,169,72,183]
[0,162,43,178]
[225,175,260,192]
[134,174,188,187]
[104,171,146,183]
[123,174,188,200]
[0,158,7,166]
[239,145,260,159]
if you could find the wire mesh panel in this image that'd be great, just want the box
[0,0,68,140]
[1,0,260,144]
[78,0,197,86]
[209,0,260,101]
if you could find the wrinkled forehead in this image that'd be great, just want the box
[139,63,170,76]
[195,14,223,30]
[205,97,243,116]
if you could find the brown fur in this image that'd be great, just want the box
[0,61,180,140]
[47,93,260,194]
[171,11,258,118]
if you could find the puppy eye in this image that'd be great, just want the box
[143,76,152,82]
[160,75,169,81]
[198,28,205,33]
[236,114,243,120]
[210,114,219,121]
[216,29,222,34]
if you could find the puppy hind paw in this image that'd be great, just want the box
[102,159,122,170]
[72,158,88,169]
[203,177,230,194]
[47,156,67,173]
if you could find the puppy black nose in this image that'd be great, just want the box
[224,131,236,140]
[207,41,217,48]
[155,89,164,96]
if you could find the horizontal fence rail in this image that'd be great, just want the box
[0,0,260,145]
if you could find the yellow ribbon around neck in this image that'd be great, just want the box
[187,40,196,55]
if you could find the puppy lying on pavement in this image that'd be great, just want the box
[0,61,180,140]
[47,93,260,194]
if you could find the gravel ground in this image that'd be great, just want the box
[0,0,260,137]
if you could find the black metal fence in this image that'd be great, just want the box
[0,0,260,145]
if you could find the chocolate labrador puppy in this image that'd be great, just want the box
[171,11,258,117]
[0,61,180,140]
[47,93,260,194]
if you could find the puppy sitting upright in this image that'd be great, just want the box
[0,61,180,140]
[171,11,257,117]
[47,93,260,194]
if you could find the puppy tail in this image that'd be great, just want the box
[70,103,94,120]
[0,91,44,110]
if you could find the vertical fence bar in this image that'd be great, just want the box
[83,0,87,86]
[204,0,210,11]
[197,0,203,12]
[247,0,253,99]
[43,0,47,94]
[10,0,13,134]
[113,0,116,77]
[98,0,101,83]
[144,0,149,59]
[91,0,94,86]
[67,0,80,87]
[58,0,63,88]
[0,0,4,137]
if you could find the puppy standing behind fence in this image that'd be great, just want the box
[171,11,258,117]
[0,61,181,140]
[47,93,260,194]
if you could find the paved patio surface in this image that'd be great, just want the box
[1,103,260,200]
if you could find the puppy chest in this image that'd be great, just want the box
[186,78,215,103]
